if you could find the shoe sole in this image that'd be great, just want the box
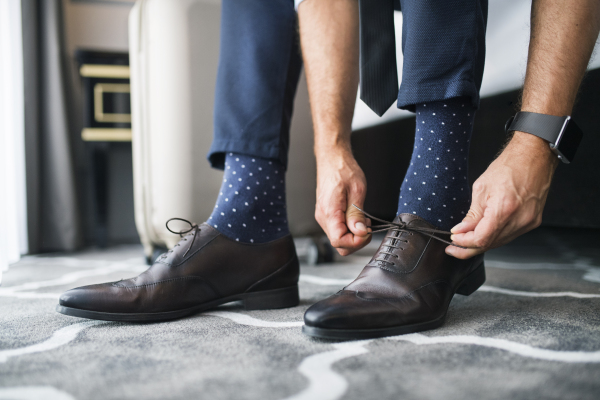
[302,262,486,340]
[302,314,447,340]
[56,285,299,322]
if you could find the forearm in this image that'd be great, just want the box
[510,0,600,165]
[522,0,600,116]
[449,0,600,257]
[298,0,359,159]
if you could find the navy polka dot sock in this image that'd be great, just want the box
[397,97,475,230]
[208,153,289,243]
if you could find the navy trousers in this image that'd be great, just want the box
[208,0,488,170]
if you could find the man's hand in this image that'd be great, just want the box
[298,0,364,255]
[446,132,558,259]
[448,0,600,259]
[315,148,371,256]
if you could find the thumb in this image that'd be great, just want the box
[346,201,368,237]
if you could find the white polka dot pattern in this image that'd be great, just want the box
[209,153,288,243]
[397,98,474,230]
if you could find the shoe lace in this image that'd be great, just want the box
[374,229,408,263]
[165,218,201,258]
[351,204,466,249]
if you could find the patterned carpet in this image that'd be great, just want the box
[1,228,600,400]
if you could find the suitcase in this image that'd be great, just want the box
[129,0,321,263]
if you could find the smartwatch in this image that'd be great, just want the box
[505,111,584,164]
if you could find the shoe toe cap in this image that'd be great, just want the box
[58,288,80,308]
[305,289,433,330]
[59,286,90,309]
[304,291,384,330]
[58,283,114,311]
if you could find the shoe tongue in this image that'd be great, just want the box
[393,213,438,230]
[155,223,218,266]
[359,213,444,273]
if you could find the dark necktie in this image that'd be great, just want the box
[358,0,399,117]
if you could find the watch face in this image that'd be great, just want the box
[555,121,583,163]
[556,120,583,162]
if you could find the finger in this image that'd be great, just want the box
[325,208,352,248]
[346,203,368,237]
[449,182,493,247]
[450,219,477,234]
[345,183,368,236]
[481,213,537,250]
[325,206,371,251]
[452,181,487,234]
[337,237,373,256]
[329,232,371,254]
[452,207,506,250]
[445,244,484,259]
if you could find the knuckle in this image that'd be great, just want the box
[525,212,542,229]
[466,208,481,220]
[505,199,520,214]
[521,208,537,224]
[472,181,484,194]
[524,211,535,225]
[352,182,366,196]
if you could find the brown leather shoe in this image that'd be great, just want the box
[56,223,299,322]
[303,214,484,340]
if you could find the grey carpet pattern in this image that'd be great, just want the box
[1,228,600,400]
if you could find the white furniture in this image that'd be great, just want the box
[129,0,319,260]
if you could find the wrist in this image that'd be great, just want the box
[314,135,353,161]
[506,131,560,169]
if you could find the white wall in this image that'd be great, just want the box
[63,0,134,53]
[351,0,600,130]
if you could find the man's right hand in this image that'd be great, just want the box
[298,0,366,255]
[315,149,371,256]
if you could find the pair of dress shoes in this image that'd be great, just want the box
[57,214,484,339]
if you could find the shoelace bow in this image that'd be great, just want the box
[165,218,201,258]
[352,204,466,249]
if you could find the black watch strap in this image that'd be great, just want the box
[505,112,568,143]
[505,111,583,164]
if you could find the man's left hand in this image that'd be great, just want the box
[446,131,559,259]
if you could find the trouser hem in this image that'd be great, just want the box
[208,139,282,170]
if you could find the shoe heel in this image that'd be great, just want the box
[456,262,486,296]
[243,286,299,310]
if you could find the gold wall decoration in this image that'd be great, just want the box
[93,83,132,123]
[80,64,130,79]
[81,128,132,142]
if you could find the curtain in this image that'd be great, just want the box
[22,0,82,254]
[0,0,28,284]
